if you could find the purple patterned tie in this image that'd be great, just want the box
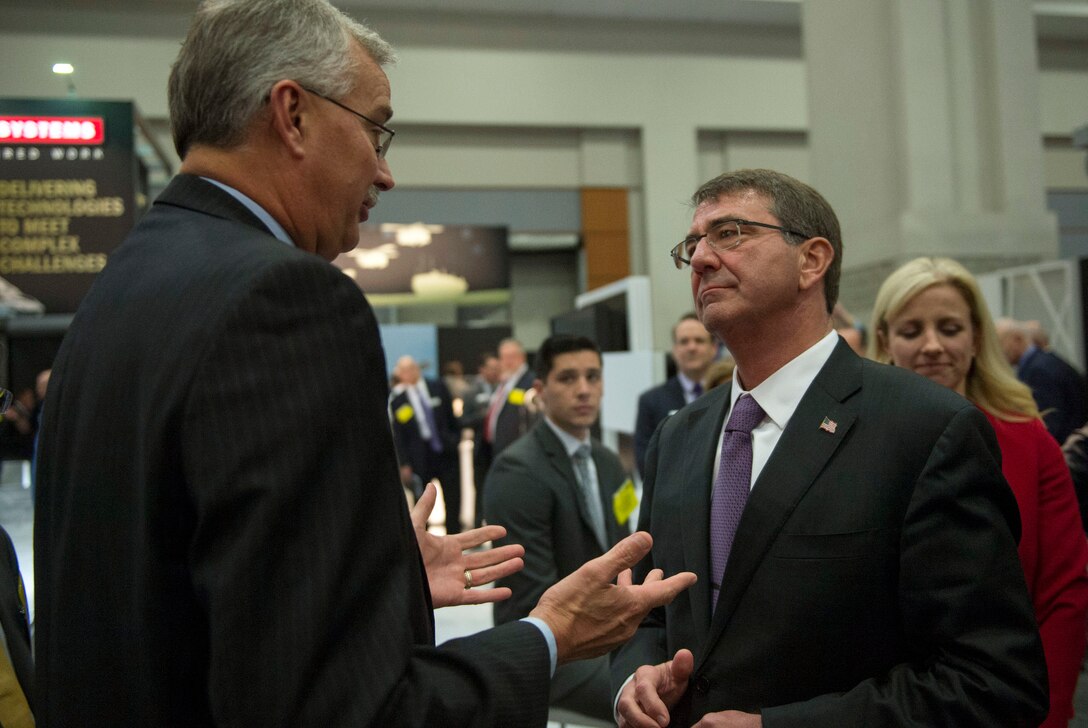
[709,394,765,610]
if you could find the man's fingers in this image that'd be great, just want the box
[617,567,633,587]
[458,586,513,605]
[590,531,653,582]
[410,483,437,528]
[463,556,524,586]
[668,649,695,685]
[637,571,698,609]
[618,680,665,728]
[633,666,671,727]
[452,523,507,550]
[464,543,525,571]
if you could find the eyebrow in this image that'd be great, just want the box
[686,215,741,238]
[374,104,394,123]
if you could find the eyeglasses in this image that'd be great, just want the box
[670,218,812,269]
[300,85,395,159]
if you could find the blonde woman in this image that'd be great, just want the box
[871,257,1088,728]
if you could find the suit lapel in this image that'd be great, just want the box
[677,386,731,644]
[700,342,862,666]
[536,424,607,550]
[592,444,627,546]
[666,377,687,412]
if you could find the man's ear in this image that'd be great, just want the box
[798,237,834,294]
[266,80,307,158]
[533,378,544,395]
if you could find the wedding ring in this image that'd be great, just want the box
[464,569,473,590]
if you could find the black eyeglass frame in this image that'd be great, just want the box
[670,218,813,269]
[300,85,395,159]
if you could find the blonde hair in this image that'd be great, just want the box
[869,257,1039,422]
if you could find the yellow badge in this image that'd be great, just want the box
[508,388,526,405]
[612,479,638,526]
[394,404,415,424]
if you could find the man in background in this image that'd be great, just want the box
[485,334,637,721]
[997,317,1088,443]
[633,313,716,477]
[460,353,503,526]
[390,355,462,532]
[486,338,537,457]
[33,2,695,726]
[613,169,1045,727]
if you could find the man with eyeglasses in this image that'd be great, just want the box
[32,1,695,726]
[633,312,717,478]
[612,169,1047,727]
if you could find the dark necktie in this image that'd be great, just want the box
[692,382,704,399]
[417,388,443,452]
[709,394,765,609]
[573,444,608,551]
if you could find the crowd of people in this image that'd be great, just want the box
[2,1,1087,727]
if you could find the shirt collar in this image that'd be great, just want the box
[677,371,700,395]
[1018,344,1039,368]
[543,415,591,457]
[730,329,839,431]
[201,177,295,247]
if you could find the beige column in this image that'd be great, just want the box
[803,0,1059,316]
[642,120,703,349]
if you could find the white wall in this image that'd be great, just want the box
[1,6,1085,345]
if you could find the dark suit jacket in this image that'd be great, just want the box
[34,174,550,728]
[491,368,537,456]
[484,419,631,719]
[612,341,1048,727]
[390,378,460,480]
[634,377,686,477]
[459,378,495,433]
[0,525,32,714]
[1018,347,1088,444]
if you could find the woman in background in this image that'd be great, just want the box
[871,256,1088,728]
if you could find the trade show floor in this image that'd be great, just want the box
[7,470,1084,727]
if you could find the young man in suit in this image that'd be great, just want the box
[485,334,635,721]
[32,2,695,726]
[390,355,463,533]
[612,169,1047,727]
[633,314,717,477]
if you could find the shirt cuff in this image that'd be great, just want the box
[520,616,557,677]
[614,673,635,723]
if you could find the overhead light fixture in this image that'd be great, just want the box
[343,242,400,270]
[411,270,468,297]
[380,222,444,248]
[52,63,77,97]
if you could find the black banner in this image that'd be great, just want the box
[0,98,139,313]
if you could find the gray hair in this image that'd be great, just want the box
[168,0,396,157]
[692,169,842,314]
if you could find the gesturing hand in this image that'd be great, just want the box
[529,531,696,664]
[617,649,694,728]
[410,483,525,608]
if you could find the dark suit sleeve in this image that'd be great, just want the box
[182,258,549,727]
[633,391,656,478]
[761,406,1048,727]
[483,447,560,624]
[611,424,670,696]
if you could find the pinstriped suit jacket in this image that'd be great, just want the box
[34,174,550,727]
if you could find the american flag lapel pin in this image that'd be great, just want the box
[819,416,837,434]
